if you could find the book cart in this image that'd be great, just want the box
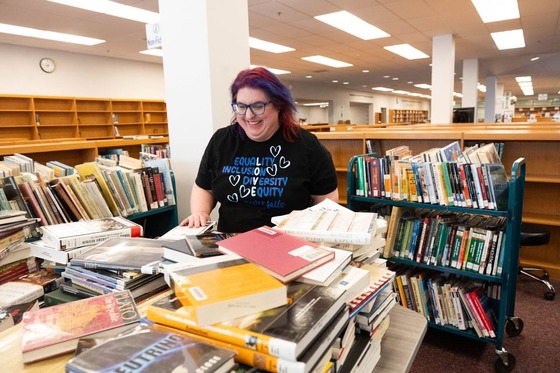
[346,155,526,373]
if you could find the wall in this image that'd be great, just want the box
[285,80,430,124]
[0,43,164,99]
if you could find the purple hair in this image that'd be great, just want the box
[230,67,301,141]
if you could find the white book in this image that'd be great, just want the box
[0,281,44,307]
[296,246,352,286]
[28,240,95,265]
[274,209,377,245]
[39,216,143,250]
[332,265,370,305]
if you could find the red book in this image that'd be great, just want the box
[217,226,335,283]
[21,290,141,363]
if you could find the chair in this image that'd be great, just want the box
[519,228,556,300]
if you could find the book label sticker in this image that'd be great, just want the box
[290,245,326,262]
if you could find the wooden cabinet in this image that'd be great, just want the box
[315,125,560,279]
[0,95,168,141]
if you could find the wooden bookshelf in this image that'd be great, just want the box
[388,109,429,124]
[0,95,168,141]
[315,124,560,279]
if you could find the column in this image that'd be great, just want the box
[158,0,250,220]
[430,34,455,124]
[462,58,479,121]
[484,76,497,123]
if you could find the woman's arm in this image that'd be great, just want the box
[180,183,216,227]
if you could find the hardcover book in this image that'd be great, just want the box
[168,258,287,326]
[273,209,377,245]
[0,280,44,307]
[65,323,236,373]
[217,226,335,283]
[296,246,352,286]
[21,290,141,363]
[40,216,143,250]
[162,231,227,262]
[147,281,347,361]
[69,237,168,275]
[154,305,349,373]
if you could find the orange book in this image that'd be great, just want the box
[147,281,346,361]
[169,259,287,326]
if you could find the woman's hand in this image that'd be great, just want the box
[180,211,211,228]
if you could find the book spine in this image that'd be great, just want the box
[467,290,495,338]
[41,226,138,251]
[152,172,166,207]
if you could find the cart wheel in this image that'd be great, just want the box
[505,318,524,337]
[545,291,555,301]
[495,353,516,373]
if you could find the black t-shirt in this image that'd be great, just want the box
[195,124,338,233]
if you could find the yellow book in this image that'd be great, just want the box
[74,162,120,217]
[147,281,346,361]
[169,259,287,326]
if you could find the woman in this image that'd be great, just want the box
[181,67,338,233]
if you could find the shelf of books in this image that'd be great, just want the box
[345,144,526,372]
[315,125,560,280]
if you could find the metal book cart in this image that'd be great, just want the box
[346,155,526,373]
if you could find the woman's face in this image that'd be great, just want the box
[235,87,280,142]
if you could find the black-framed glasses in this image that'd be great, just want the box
[231,101,272,115]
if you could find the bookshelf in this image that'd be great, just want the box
[346,154,526,371]
[314,125,560,280]
[388,109,429,124]
[0,138,177,238]
[0,95,168,141]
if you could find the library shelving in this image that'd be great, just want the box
[0,137,177,238]
[314,125,560,280]
[388,109,429,124]
[345,154,526,372]
[0,94,168,141]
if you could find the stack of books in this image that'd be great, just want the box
[58,237,171,302]
[29,216,143,265]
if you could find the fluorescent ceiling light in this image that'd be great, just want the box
[314,11,390,40]
[471,0,520,23]
[249,37,295,53]
[384,44,429,60]
[490,29,525,50]
[0,22,104,45]
[302,102,329,107]
[491,29,525,50]
[140,49,162,57]
[516,76,532,83]
[371,87,393,92]
[414,83,432,89]
[250,65,291,75]
[48,0,159,23]
[301,55,352,68]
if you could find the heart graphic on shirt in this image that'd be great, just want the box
[279,156,291,169]
[270,146,281,158]
[266,164,277,177]
[227,193,238,203]
[229,174,240,186]
[239,185,250,198]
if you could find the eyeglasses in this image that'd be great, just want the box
[231,101,272,115]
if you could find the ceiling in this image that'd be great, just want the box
[1,0,559,101]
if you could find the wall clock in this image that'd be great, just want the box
[40,58,56,73]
